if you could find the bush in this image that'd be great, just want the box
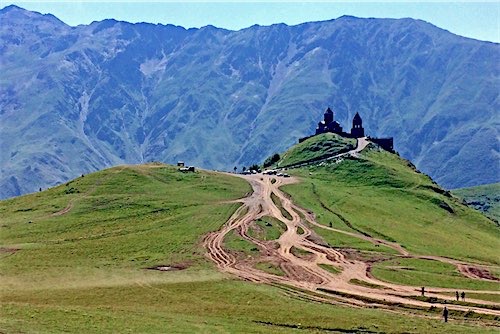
[263,153,280,168]
[249,164,260,171]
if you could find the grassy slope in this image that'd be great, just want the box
[277,133,356,167]
[0,164,497,333]
[452,183,500,222]
[281,142,500,293]
[372,258,500,290]
[0,165,249,284]
[283,148,499,265]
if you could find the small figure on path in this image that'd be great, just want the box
[443,307,449,322]
[421,286,425,297]
[461,291,465,301]
[455,291,459,301]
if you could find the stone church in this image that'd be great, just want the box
[301,107,393,152]
[315,107,365,138]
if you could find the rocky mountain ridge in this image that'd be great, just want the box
[1,5,498,198]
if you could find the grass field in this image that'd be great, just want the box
[282,149,500,266]
[372,258,500,290]
[1,159,499,332]
[249,216,287,241]
[277,133,356,167]
[445,292,500,303]
[224,229,259,254]
[5,277,498,333]
[255,261,286,276]
[1,165,250,284]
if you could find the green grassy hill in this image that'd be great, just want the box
[1,157,498,332]
[452,183,500,222]
[280,141,500,291]
[277,133,356,168]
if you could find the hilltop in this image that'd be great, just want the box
[276,132,356,167]
[1,137,499,332]
[278,137,499,264]
[1,5,499,198]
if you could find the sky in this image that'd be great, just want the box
[1,1,499,43]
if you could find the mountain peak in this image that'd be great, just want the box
[0,7,498,199]
[0,4,67,26]
[337,15,360,20]
[0,4,24,14]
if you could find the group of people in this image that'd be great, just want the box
[455,290,466,301]
[421,287,467,323]
[443,291,467,322]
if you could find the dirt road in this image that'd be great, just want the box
[203,140,500,317]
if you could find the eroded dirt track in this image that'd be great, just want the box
[204,173,500,317]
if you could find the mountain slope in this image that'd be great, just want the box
[277,133,356,167]
[1,5,499,198]
[281,142,500,265]
[453,183,500,222]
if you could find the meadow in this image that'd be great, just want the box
[1,162,499,332]
[277,133,356,167]
[282,149,500,265]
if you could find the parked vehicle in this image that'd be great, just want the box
[179,166,195,172]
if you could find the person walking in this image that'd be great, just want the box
[421,286,425,297]
[455,291,459,301]
[461,291,465,301]
[443,307,449,322]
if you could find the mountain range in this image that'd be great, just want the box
[1,5,498,198]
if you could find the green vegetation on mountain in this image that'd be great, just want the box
[452,183,500,222]
[276,133,356,167]
[1,5,499,199]
[0,164,250,282]
[273,136,500,322]
[263,153,281,168]
[281,143,500,277]
[3,163,495,333]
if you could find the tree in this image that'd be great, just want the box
[233,166,237,173]
[263,153,280,168]
[249,164,260,172]
[242,167,246,172]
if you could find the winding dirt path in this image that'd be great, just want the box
[52,202,74,216]
[203,140,500,317]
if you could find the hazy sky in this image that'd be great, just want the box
[1,1,499,43]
